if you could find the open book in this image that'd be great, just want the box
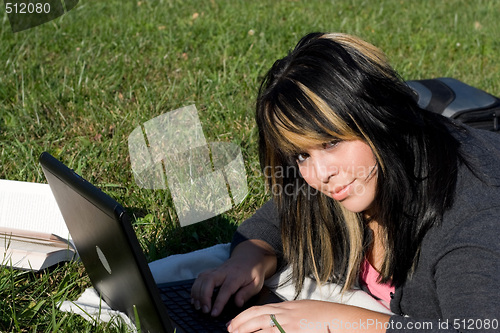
[0,179,76,271]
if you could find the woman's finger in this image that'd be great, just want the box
[191,270,221,312]
[210,275,250,316]
[228,304,285,333]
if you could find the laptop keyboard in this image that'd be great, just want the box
[158,281,231,333]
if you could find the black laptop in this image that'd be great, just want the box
[39,152,282,333]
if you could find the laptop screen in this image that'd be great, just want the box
[39,152,173,332]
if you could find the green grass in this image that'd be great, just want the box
[1,0,499,330]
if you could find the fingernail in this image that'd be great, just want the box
[202,305,210,313]
[211,307,219,317]
[194,300,201,310]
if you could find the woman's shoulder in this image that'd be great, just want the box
[450,125,500,186]
[432,125,500,242]
[421,126,500,268]
[454,125,500,175]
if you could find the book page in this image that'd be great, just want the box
[0,232,75,270]
[0,180,70,239]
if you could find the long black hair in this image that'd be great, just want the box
[256,32,466,293]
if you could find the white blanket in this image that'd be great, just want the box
[59,243,393,330]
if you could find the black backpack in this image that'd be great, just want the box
[406,77,500,132]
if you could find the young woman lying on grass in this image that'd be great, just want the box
[191,32,500,332]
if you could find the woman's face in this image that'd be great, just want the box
[296,139,378,213]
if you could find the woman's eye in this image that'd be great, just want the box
[296,153,309,163]
[322,140,339,149]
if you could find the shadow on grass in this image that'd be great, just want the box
[127,207,238,262]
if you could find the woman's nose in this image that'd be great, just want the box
[313,159,338,183]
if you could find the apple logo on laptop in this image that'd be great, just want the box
[96,246,112,275]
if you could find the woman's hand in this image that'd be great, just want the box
[190,239,277,317]
[227,300,391,333]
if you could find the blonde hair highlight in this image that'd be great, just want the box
[257,32,397,294]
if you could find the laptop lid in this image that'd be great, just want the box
[39,152,173,332]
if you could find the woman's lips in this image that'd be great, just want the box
[330,180,355,201]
